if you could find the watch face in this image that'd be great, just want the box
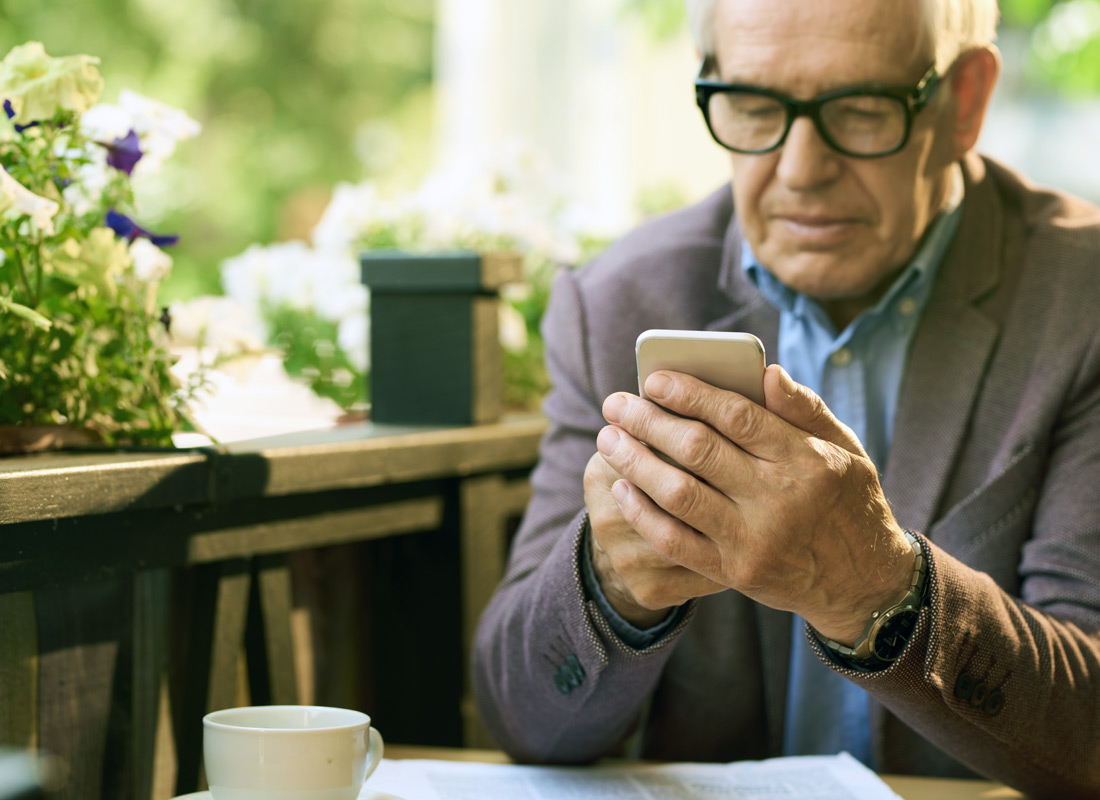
[871,608,919,661]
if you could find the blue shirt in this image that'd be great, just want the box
[744,179,963,767]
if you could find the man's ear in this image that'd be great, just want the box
[949,46,1001,158]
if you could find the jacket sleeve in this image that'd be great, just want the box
[471,266,693,764]
[814,325,1100,800]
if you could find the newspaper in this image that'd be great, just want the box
[362,753,904,800]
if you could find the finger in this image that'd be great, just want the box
[762,365,866,457]
[597,422,745,533]
[638,372,796,463]
[592,523,726,615]
[602,391,759,491]
[610,478,727,586]
[584,451,635,542]
[585,446,623,487]
[586,460,728,616]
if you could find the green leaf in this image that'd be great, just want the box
[0,296,52,330]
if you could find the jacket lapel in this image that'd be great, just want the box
[882,154,1006,534]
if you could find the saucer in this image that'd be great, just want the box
[173,792,404,800]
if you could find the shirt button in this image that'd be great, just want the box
[898,297,917,316]
[830,348,852,367]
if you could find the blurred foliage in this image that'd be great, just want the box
[620,0,687,41]
[1001,0,1058,24]
[0,0,435,303]
[1009,0,1100,94]
[266,303,363,409]
[635,180,691,219]
[501,258,555,411]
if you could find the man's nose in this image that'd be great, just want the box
[774,117,842,190]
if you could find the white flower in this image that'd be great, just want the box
[223,241,311,318]
[312,181,404,254]
[312,262,367,323]
[62,146,113,216]
[0,164,60,234]
[168,295,265,357]
[337,313,369,373]
[81,89,200,174]
[129,238,173,282]
[221,241,366,333]
[409,140,590,259]
[78,101,131,141]
[0,42,103,124]
[498,302,528,354]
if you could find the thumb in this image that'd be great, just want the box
[764,364,866,456]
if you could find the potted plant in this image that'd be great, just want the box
[347,147,582,426]
[207,144,619,427]
[0,42,200,453]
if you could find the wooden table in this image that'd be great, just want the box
[383,746,1027,799]
[0,417,547,800]
[0,417,1030,800]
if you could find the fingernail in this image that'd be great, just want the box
[604,393,627,422]
[597,426,621,455]
[611,479,629,504]
[645,372,672,400]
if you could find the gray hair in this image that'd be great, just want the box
[685,0,999,73]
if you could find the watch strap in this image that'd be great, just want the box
[814,530,929,670]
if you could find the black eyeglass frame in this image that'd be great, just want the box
[694,61,942,159]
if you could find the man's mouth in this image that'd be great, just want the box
[771,214,864,246]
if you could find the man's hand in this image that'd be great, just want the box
[584,450,727,629]
[594,364,914,645]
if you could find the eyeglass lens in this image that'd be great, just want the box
[706,92,909,156]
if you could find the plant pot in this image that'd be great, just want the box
[0,425,103,456]
[360,250,522,426]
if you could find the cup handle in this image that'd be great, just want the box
[364,726,384,782]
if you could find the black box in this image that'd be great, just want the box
[360,250,522,426]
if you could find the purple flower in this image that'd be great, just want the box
[102,129,143,175]
[4,99,39,133]
[106,209,180,248]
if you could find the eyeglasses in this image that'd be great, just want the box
[694,61,941,159]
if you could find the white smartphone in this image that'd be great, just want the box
[635,329,766,406]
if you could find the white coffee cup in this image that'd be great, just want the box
[203,705,384,800]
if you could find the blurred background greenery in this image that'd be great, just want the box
[0,0,434,303]
[2,0,1098,309]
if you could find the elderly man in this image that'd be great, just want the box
[472,0,1100,796]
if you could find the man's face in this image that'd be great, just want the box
[712,0,957,311]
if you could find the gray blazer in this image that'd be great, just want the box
[472,153,1100,799]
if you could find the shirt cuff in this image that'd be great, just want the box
[578,515,689,650]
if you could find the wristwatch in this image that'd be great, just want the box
[813,530,929,670]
